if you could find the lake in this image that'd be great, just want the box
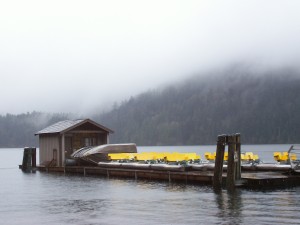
[1,145,300,225]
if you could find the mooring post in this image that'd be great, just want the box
[213,135,227,189]
[22,148,29,170]
[227,135,237,190]
[22,147,36,171]
[235,134,241,181]
[31,148,36,168]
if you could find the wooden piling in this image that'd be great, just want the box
[235,134,241,181]
[22,148,30,170]
[227,135,236,190]
[21,147,36,171]
[31,148,36,168]
[213,135,227,189]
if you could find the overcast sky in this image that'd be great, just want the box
[1,0,300,115]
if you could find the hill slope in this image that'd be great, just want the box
[98,67,300,145]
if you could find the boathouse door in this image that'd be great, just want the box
[65,137,73,159]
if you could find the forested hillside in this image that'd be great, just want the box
[1,67,300,147]
[97,67,300,145]
[0,112,70,147]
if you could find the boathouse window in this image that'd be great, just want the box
[84,137,97,147]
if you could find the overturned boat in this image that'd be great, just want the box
[70,143,137,165]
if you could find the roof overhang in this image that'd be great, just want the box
[35,119,114,136]
[60,119,114,134]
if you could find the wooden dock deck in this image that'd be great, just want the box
[36,165,300,189]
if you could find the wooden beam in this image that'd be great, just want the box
[67,130,106,134]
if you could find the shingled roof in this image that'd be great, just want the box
[35,119,113,135]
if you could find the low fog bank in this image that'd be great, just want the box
[95,65,300,145]
[1,65,300,147]
[91,64,300,115]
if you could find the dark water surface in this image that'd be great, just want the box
[1,146,300,225]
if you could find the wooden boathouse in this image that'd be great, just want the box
[35,119,114,167]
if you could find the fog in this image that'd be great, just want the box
[1,0,300,115]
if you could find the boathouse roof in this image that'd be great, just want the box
[35,119,114,135]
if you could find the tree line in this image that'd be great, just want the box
[0,112,70,147]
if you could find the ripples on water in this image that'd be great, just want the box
[1,147,300,225]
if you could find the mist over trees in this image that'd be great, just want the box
[0,112,70,147]
[96,67,300,145]
[1,66,300,147]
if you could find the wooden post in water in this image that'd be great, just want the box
[31,148,36,168]
[213,135,227,189]
[227,134,242,190]
[235,134,241,181]
[21,147,36,171]
[227,135,236,190]
[22,148,30,170]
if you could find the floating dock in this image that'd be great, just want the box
[36,164,300,189]
[22,134,300,189]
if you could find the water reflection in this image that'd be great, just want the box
[44,198,108,214]
[215,189,244,224]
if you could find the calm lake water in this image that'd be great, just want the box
[1,145,300,225]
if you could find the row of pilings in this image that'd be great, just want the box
[213,134,242,191]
